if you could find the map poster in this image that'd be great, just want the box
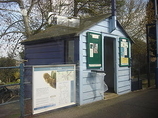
[32,64,76,114]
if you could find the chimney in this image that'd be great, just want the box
[112,0,116,16]
[109,0,117,32]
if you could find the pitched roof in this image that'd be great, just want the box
[21,14,111,44]
[21,14,132,44]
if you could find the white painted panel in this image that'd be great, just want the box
[82,96,102,105]
[82,49,87,56]
[81,43,86,50]
[83,83,102,92]
[118,69,130,76]
[97,19,109,27]
[81,63,87,70]
[118,67,130,70]
[89,25,109,33]
[82,57,87,63]
[82,38,86,42]
[118,81,130,87]
[83,91,103,100]
[112,28,127,38]
[83,77,101,85]
[79,34,84,105]
[118,85,131,93]
[118,75,130,82]
[118,89,131,95]
[82,71,94,78]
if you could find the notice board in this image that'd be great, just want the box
[119,38,130,67]
[86,32,102,69]
[32,64,76,114]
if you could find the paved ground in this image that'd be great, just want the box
[32,87,158,118]
[0,87,158,118]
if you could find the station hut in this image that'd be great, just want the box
[21,13,133,114]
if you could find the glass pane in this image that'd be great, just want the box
[67,40,74,63]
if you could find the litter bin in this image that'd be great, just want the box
[91,70,108,93]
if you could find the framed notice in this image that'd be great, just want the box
[119,38,130,67]
[86,32,102,69]
[32,64,76,114]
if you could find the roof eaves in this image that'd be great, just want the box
[21,33,77,45]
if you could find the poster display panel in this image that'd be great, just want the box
[119,38,130,67]
[86,32,102,69]
[32,64,76,114]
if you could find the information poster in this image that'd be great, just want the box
[86,32,102,69]
[119,38,130,67]
[32,64,76,114]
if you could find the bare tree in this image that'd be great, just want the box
[0,0,81,57]
[117,0,147,40]
[0,0,74,57]
[73,0,125,17]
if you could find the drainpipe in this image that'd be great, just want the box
[110,0,117,32]
[155,0,158,88]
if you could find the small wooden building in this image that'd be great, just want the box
[22,14,132,107]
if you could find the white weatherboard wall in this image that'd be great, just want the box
[112,29,131,95]
[78,18,131,105]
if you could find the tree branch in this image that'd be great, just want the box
[32,1,47,35]
[0,31,25,38]
[0,20,23,38]
[0,0,19,3]
[27,0,40,15]
[0,8,20,13]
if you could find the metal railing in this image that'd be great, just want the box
[0,63,25,118]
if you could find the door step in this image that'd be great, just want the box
[104,92,118,100]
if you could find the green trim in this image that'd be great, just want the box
[119,38,130,67]
[86,32,102,69]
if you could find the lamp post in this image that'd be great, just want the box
[155,0,158,88]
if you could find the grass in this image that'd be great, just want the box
[5,81,20,85]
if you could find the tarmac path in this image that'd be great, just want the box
[0,87,158,118]
[33,87,158,118]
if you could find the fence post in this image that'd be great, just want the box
[20,63,24,118]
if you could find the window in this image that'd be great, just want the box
[65,40,74,64]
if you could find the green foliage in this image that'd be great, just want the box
[14,71,20,80]
[0,57,18,83]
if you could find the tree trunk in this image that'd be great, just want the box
[18,0,31,38]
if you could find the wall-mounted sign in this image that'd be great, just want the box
[86,32,102,69]
[119,38,130,67]
[32,64,76,114]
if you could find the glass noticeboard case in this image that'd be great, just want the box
[119,38,130,67]
[86,32,102,69]
[32,64,76,114]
